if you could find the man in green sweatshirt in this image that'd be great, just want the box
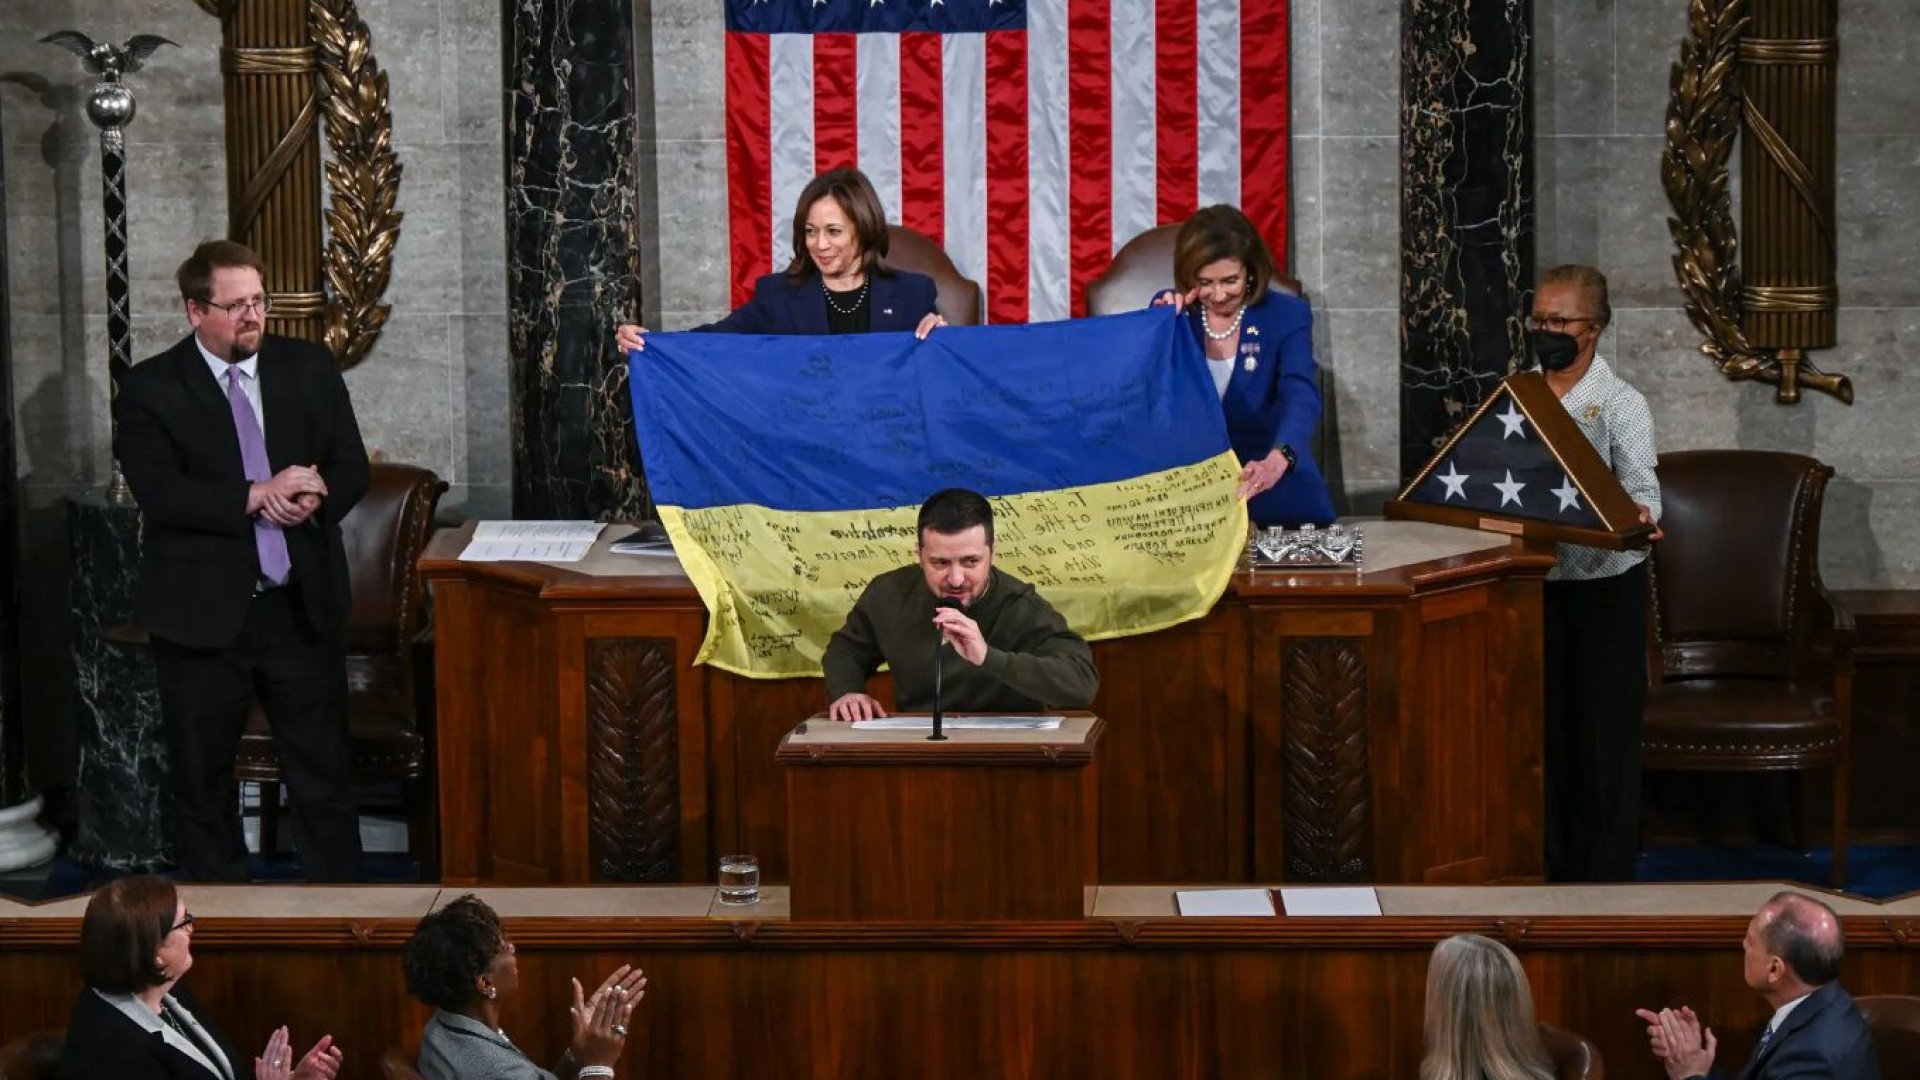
[823,488,1099,721]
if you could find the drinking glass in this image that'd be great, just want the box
[717,854,760,905]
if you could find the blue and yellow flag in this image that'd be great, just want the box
[627,308,1248,677]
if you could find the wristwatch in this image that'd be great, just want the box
[1275,443,1297,470]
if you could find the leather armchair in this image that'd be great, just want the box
[1083,223,1302,316]
[235,462,448,872]
[1539,1024,1604,1080]
[0,1031,62,1080]
[1857,995,1920,1079]
[1641,450,1853,885]
[882,224,983,325]
[380,1048,430,1080]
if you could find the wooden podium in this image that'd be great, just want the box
[777,714,1102,921]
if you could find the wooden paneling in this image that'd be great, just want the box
[6,912,1920,1080]
[423,528,1554,886]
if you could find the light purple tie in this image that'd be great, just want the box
[226,366,290,584]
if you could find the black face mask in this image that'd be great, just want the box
[1531,329,1580,372]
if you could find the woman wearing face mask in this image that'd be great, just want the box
[616,167,943,351]
[58,875,343,1080]
[1528,263,1663,885]
[1150,204,1335,527]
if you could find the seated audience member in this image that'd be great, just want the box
[59,874,343,1080]
[1636,892,1881,1080]
[403,894,646,1080]
[1420,933,1556,1080]
[615,167,943,348]
[1150,204,1335,527]
[823,487,1099,722]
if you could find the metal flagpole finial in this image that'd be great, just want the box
[41,31,177,506]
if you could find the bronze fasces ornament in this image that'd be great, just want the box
[1663,0,1851,405]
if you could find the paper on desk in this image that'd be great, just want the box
[1277,886,1382,917]
[849,715,1064,731]
[459,520,605,563]
[1175,888,1276,916]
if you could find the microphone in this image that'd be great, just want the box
[930,597,963,742]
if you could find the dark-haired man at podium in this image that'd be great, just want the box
[823,488,1099,722]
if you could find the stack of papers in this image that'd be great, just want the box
[1174,889,1276,916]
[1276,887,1382,916]
[848,715,1065,731]
[459,521,605,563]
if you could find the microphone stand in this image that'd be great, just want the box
[929,637,948,742]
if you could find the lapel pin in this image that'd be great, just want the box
[1243,356,1258,373]
[1584,405,1601,421]
[882,308,893,315]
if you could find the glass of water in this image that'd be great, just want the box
[717,854,760,905]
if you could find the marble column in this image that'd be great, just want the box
[505,0,649,520]
[0,106,58,872]
[67,496,170,870]
[1398,0,1535,478]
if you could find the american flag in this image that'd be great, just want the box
[723,0,1292,324]
[1404,390,1607,529]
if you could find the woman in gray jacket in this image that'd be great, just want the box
[402,895,646,1080]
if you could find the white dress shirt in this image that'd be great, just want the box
[196,336,265,437]
[1549,355,1661,581]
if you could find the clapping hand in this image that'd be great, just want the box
[253,1027,340,1080]
[1635,1005,1716,1080]
[568,965,648,1068]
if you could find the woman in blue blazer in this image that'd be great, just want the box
[618,167,943,350]
[1153,205,1336,527]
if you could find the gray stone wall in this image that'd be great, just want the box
[1537,0,1920,588]
[0,0,506,786]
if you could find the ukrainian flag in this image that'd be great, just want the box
[627,307,1248,677]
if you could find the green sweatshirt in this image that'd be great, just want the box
[821,565,1099,712]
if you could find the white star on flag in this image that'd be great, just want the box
[1494,470,1526,508]
[1497,402,1527,440]
[1438,462,1469,502]
[1552,475,1582,512]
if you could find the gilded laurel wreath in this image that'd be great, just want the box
[311,0,401,369]
[1661,0,1765,380]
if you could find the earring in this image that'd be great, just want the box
[483,986,497,1000]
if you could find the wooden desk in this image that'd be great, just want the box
[779,715,1102,920]
[420,519,1554,885]
[4,883,1916,1080]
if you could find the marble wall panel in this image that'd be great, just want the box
[651,138,731,318]
[342,314,456,475]
[1837,0,1920,135]
[1321,0,1400,136]
[1318,137,1399,312]
[1320,309,1402,494]
[1534,0,1615,136]
[1288,135,1324,292]
[1289,0,1323,139]
[1822,480,1920,590]
[648,0,726,145]
[454,313,511,486]
[1833,135,1920,308]
[1613,0,1684,138]
[356,0,448,149]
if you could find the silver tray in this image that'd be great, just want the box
[1247,523,1364,569]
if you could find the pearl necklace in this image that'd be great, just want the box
[823,276,869,315]
[1197,303,1246,341]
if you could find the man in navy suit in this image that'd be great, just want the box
[115,240,369,882]
[1636,892,1881,1079]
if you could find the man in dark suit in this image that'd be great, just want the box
[1636,892,1881,1079]
[114,240,370,882]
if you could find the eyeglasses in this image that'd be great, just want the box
[1526,314,1595,333]
[170,911,196,933]
[197,295,272,318]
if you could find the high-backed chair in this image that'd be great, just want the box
[1539,1023,1604,1080]
[0,1030,63,1080]
[882,224,982,325]
[1641,450,1853,885]
[235,462,448,870]
[1858,995,1920,1079]
[1083,222,1302,316]
[380,1048,430,1080]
